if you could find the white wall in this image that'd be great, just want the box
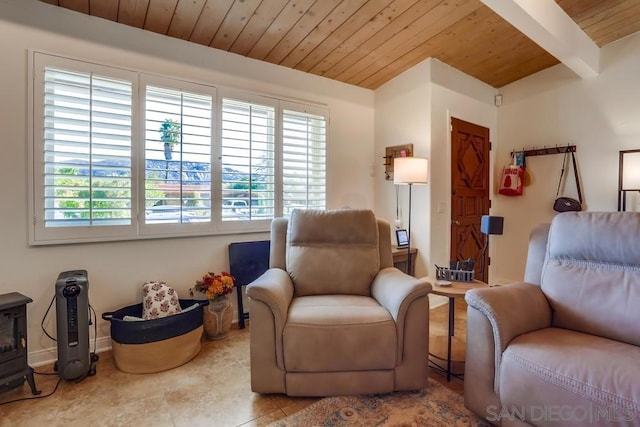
[492,31,640,282]
[374,59,498,280]
[374,61,431,276]
[0,0,375,364]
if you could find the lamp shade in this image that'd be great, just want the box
[622,151,640,191]
[394,157,428,184]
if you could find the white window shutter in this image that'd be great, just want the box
[143,85,213,225]
[42,67,133,228]
[282,109,327,215]
[221,98,275,222]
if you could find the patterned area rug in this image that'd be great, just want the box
[269,378,489,426]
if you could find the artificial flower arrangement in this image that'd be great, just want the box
[190,272,235,301]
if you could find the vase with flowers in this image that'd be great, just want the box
[190,272,235,340]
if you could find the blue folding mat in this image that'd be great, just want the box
[228,240,270,329]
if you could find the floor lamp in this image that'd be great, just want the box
[394,157,428,275]
[480,215,504,283]
[618,150,640,211]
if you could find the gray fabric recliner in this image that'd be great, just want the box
[246,209,431,396]
[464,212,640,426]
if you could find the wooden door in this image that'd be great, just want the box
[450,118,490,282]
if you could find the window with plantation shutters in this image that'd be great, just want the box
[142,82,214,228]
[30,53,328,245]
[282,108,327,215]
[220,96,275,223]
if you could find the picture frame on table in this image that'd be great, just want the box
[395,229,408,248]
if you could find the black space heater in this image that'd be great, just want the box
[54,270,92,380]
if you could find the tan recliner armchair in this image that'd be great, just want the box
[464,212,640,426]
[246,209,431,396]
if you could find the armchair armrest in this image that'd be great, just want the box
[246,268,294,371]
[246,268,294,331]
[465,282,552,350]
[246,268,293,383]
[371,268,431,321]
[372,268,431,363]
[465,282,552,392]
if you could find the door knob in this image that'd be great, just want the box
[453,220,461,225]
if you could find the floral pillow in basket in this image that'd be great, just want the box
[142,281,182,320]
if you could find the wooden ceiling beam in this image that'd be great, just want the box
[481,0,600,78]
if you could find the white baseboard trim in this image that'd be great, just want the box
[29,336,112,368]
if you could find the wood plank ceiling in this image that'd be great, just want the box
[38,0,640,89]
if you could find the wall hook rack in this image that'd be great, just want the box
[511,144,576,157]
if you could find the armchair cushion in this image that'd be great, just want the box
[286,209,380,296]
[283,295,397,372]
[500,328,640,422]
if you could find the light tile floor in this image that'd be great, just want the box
[0,303,465,426]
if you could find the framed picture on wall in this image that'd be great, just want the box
[383,144,414,180]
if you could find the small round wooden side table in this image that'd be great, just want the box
[427,278,488,381]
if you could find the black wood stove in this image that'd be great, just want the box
[0,292,40,395]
